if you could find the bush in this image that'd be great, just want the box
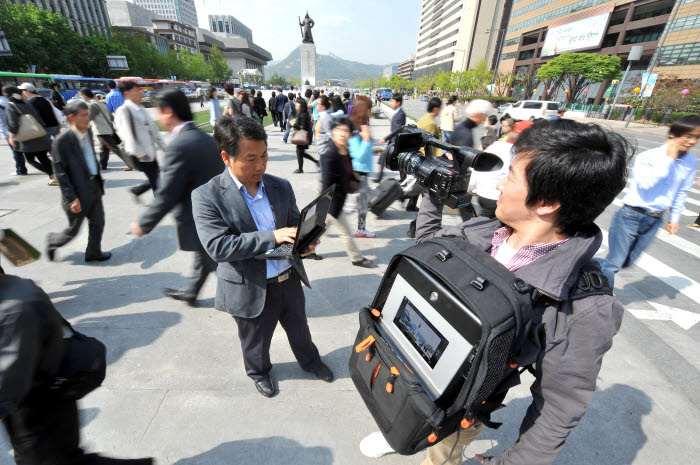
[635,110,698,125]
[458,96,519,106]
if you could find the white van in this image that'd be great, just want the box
[504,100,560,121]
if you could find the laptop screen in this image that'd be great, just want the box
[295,185,335,250]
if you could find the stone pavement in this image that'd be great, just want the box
[0,111,696,464]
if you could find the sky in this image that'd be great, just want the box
[194,0,421,65]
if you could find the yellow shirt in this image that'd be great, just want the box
[417,113,441,156]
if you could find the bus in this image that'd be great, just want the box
[51,75,112,101]
[0,72,55,99]
[377,87,393,100]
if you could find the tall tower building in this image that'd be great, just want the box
[10,0,111,36]
[131,0,198,28]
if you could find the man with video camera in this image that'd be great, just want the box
[361,119,630,465]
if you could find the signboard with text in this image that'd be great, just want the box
[541,12,611,57]
[640,73,658,98]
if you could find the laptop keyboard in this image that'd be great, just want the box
[271,243,293,255]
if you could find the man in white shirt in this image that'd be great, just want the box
[114,80,164,200]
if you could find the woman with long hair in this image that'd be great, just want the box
[3,85,56,185]
[291,98,318,173]
[348,95,375,238]
[207,87,222,128]
[330,95,345,117]
[240,91,252,118]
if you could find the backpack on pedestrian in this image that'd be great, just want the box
[349,237,611,456]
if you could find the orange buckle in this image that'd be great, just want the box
[428,432,438,443]
[386,366,400,393]
[371,308,381,317]
[509,361,518,369]
[386,382,394,393]
[390,366,400,376]
[461,418,475,429]
[355,335,376,353]
[365,352,372,362]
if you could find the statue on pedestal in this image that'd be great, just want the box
[299,12,315,44]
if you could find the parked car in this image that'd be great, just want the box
[497,103,513,114]
[420,94,429,102]
[504,100,560,121]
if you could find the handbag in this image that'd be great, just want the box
[50,100,69,128]
[291,129,309,145]
[12,104,47,142]
[348,171,362,194]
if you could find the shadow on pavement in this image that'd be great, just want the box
[79,407,100,427]
[48,271,183,318]
[59,225,178,270]
[75,311,181,364]
[171,437,333,465]
[104,178,145,189]
[462,383,650,465]
[272,344,352,383]
[616,274,690,305]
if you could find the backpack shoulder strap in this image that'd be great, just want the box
[569,260,613,301]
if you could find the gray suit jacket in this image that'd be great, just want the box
[139,123,224,251]
[51,128,103,213]
[192,171,309,318]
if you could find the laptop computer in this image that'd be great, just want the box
[255,185,335,260]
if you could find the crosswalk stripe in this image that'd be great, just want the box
[600,229,700,306]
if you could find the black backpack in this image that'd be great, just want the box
[349,237,611,455]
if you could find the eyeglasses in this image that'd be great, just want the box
[679,133,700,141]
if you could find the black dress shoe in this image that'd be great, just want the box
[85,251,111,262]
[94,456,154,465]
[46,245,56,262]
[310,362,335,383]
[254,376,277,398]
[163,288,195,306]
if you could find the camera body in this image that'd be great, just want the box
[384,127,503,209]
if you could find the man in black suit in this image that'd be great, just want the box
[130,88,225,305]
[46,100,111,262]
[375,93,406,183]
[192,115,334,398]
[0,263,153,464]
[275,91,289,133]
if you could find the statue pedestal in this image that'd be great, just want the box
[301,42,316,90]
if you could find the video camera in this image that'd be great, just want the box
[383,126,503,209]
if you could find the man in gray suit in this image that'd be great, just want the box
[192,115,334,398]
[46,100,111,262]
[131,88,225,304]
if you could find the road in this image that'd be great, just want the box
[0,107,697,463]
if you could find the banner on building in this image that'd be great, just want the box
[541,11,612,57]
[640,73,658,98]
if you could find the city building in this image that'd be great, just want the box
[497,0,697,103]
[10,0,111,36]
[383,65,398,78]
[208,15,253,41]
[397,55,415,80]
[132,0,198,28]
[325,79,349,87]
[152,18,198,53]
[197,28,272,83]
[107,0,160,28]
[412,0,510,80]
[114,26,169,56]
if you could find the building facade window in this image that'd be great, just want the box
[501,51,517,60]
[507,0,609,34]
[623,24,665,44]
[670,14,700,33]
[658,41,700,65]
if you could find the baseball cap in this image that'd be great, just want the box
[512,120,534,134]
[18,83,36,92]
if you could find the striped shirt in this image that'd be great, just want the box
[490,226,571,271]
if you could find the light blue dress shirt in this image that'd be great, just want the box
[229,171,291,278]
[622,144,698,223]
[105,89,125,114]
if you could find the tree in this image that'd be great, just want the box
[537,53,621,103]
[209,46,232,83]
[75,29,129,77]
[492,72,516,97]
[112,31,169,78]
[266,72,287,87]
[289,77,301,87]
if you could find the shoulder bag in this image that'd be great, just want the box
[12,103,47,142]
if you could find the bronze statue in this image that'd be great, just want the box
[299,12,315,44]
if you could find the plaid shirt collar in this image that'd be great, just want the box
[490,226,571,271]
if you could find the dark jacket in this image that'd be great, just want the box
[416,197,624,465]
[293,111,311,147]
[268,96,277,112]
[321,143,351,218]
[450,117,477,148]
[51,129,104,213]
[253,96,267,117]
[51,89,65,111]
[28,96,59,129]
[284,100,298,122]
[386,107,406,142]
[0,275,66,420]
[139,123,225,251]
[191,172,310,318]
[275,93,289,113]
[5,101,51,152]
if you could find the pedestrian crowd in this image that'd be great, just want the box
[0,81,698,465]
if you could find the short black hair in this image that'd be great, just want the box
[391,93,403,104]
[79,87,93,98]
[271,91,276,97]
[343,91,350,99]
[155,88,193,122]
[669,115,700,138]
[331,116,354,132]
[305,88,313,98]
[288,92,295,100]
[256,91,262,97]
[3,85,22,104]
[332,95,344,113]
[108,80,116,89]
[427,97,442,113]
[118,80,138,94]
[65,99,89,117]
[214,115,267,159]
[513,119,632,236]
[318,95,330,109]
[313,89,320,98]
[224,83,235,95]
[448,95,458,105]
[488,115,498,125]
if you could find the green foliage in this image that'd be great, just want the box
[536,53,621,103]
[208,46,232,84]
[266,72,288,87]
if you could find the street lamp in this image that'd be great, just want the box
[607,45,643,120]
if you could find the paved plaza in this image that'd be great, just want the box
[0,108,698,464]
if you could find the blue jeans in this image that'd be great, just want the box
[600,205,663,289]
[283,121,292,143]
[12,150,27,174]
[442,130,452,143]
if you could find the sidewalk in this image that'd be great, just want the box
[564,114,671,137]
[0,114,696,464]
